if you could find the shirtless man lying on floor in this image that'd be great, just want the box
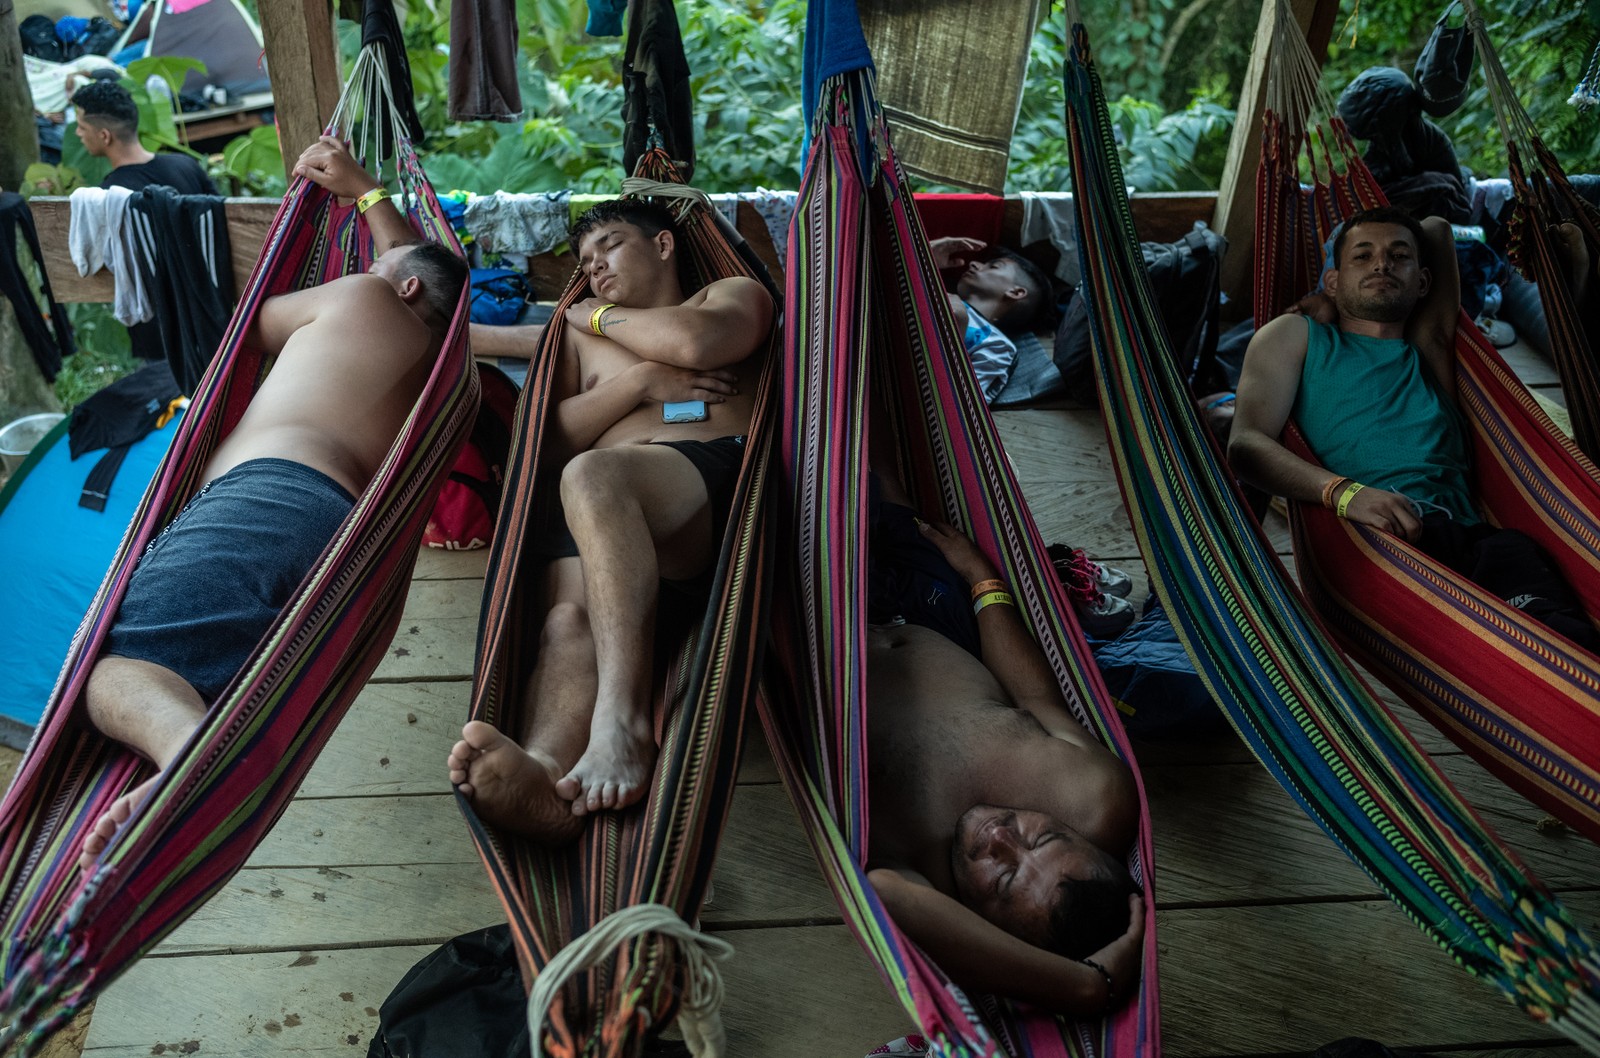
[447,199,774,838]
[78,139,467,869]
[862,474,1147,1015]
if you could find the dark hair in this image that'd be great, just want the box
[1331,206,1428,270]
[992,249,1054,335]
[1041,874,1137,960]
[569,198,681,249]
[71,80,140,141]
[396,241,468,329]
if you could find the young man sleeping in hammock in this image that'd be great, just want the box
[860,471,1146,1016]
[1230,205,1599,651]
[77,139,468,870]
[447,199,775,835]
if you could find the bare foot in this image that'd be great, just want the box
[554,707,656,815]
[78,772,160,872]
[1557,222,1594,301]
[448,721,585,845]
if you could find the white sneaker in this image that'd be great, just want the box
[1476,315,1516,348]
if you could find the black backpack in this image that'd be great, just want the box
[1053,223,1228,402]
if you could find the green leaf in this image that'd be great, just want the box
[127,55,208,99]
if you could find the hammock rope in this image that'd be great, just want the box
[462,147,778,1057]
[1457,0,1600,462]
[524,903,734,1058]
[0,42,476,1058]
[761,48,1160,1054]
[1062,0,1600,1045]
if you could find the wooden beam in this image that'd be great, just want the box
[1212,0,1340,316]
[259,0,342,174]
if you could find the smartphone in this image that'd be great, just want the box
[662,400,709,424]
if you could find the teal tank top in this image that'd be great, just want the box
[1291,318,1477,524]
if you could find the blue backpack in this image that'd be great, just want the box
[468,267,530,326]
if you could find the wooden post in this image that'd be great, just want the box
[0,0,58,424]
[1211,0,1339,315]
[0,0,40,192]
[260,0,342,174]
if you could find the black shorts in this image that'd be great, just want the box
[530,436,748,570]
[866,480,982,658]
[103,458,356,701]
[1417,512,1598,651]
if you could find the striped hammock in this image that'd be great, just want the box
[1061,4,1600,1045]
[0,48,477,1057]
[1256,0,1600,846]
[760,69,1161,1058]
[462,149,779,1057]
[1457,0,1600,460]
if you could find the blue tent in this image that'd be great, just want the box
[0,411,181,748]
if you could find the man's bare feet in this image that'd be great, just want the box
[78,772,160,871]
[448,721,585,845]
[555,706,656,815]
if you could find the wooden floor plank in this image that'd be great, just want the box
[1160,893,1600,1056]
[153,864,502,956]
[704,785,839,927]
[706,924,915,1058]
[91,929,911,1058]
[298,682,466,798]
[1147,752,1600,907]
[409,547,489,581]
[248,794,477,868]
[369,579,481,682]
[84,944,438,1055]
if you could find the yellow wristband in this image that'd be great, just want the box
[590,302,615,336]
[973,590,1015,615]
[1335,481,1366,518]
[355,187,389,214]
[969,578,1007,601]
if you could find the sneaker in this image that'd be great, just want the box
[1475,315,1516,348]
[867,1036,930,1057]
[1076,591,1137,639]
[1048,543,1133,599]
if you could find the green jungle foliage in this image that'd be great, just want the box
[383,0,1593,199]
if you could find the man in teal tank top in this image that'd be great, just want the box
[1229,206,1596,651]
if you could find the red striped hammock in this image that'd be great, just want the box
[1257,6,1600,843]
[0,49,476,1056]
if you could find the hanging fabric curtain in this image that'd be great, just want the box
[461,147,779,1057]
[761,3,1160,1053]
[1062,0,1600,1044]
[1254,0,1600,845]
[0,43,477,1058]
[1459,0,1600,459]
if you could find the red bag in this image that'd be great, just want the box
[423,363,518,550]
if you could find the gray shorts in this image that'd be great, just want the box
[103,458,355,702]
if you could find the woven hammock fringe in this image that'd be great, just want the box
[1551,989,1600,1055]
[525,903,734,1058]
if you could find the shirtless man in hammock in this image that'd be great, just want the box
[860,474,1146,1015]
[78,139,468,869]
[1230,205,1598,650]
[446,199,774,836]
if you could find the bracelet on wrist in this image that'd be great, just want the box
[1334,481,1366,518]
[1320,475,1350,510]
[969,578,1007,601]
[1081,957,1115,1005]
[355,187,389,214]
[589,302,615,336]
[972,590,1015,615]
